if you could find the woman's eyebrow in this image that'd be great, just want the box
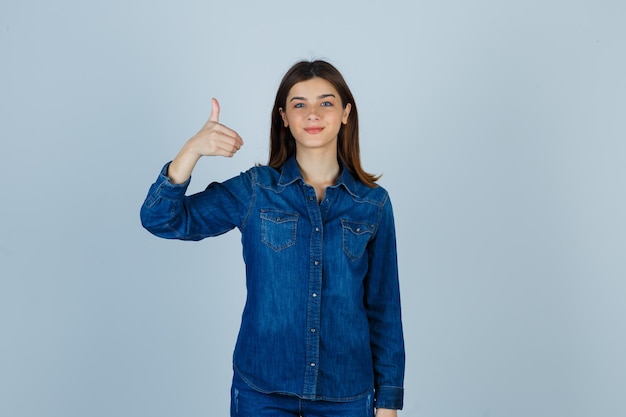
[289,93,337,102]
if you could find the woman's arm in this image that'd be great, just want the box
[140,99,249,240]
[365,195,405,410]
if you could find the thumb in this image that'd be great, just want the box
[208,98,220,123]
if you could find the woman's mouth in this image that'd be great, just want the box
[304,127,324,134]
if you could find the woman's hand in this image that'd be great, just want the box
[186,98,244,158]
[376,408,398,417]
[167,98,244,184]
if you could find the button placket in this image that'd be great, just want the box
[303,184,323,395]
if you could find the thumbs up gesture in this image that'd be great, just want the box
[193,98,244,158]
[166,98,244,184]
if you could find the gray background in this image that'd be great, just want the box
[1,1,625,416]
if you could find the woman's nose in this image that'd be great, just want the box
[307,109,321,120]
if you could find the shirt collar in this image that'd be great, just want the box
[278,156,362,198]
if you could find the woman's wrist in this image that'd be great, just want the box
[375,408,398,417]
[168,143,202,184]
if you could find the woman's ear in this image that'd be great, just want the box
[279,108,289,127]
[342,103,352,125]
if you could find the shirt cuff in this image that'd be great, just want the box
[375,385,404,410]
[153,162,191,199]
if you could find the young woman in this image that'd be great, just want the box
[141,60,405,417]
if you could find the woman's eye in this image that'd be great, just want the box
[294,103,305,108]
[321,101,333,107]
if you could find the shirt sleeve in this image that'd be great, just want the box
[364,194,405,410]
[140,162,255,240]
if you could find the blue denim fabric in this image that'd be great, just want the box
[231,369,375,417]
[140,157,405,409]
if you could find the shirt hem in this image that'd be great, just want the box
[234,365,375,403]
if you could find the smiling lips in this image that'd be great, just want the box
[304,127,324,134]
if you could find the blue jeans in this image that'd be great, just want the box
[230,371,375,417]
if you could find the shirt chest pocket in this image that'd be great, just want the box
[341,219,375,261]
[260,210,299,251]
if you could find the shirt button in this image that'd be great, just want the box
[314,260,319,266]
[315,227,320,232]
[356,228,361,232]
[312,293,317,298]
[310,328,316,333]
[309,197,315,201]
[310,363,316,367]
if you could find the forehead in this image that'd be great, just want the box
[287,77,339,99]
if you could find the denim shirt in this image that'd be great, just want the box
[140,157,405,409]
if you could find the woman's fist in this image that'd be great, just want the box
[190,98,244,158]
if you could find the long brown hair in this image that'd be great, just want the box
[268,60,380,187]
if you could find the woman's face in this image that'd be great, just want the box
[280,77,351,154]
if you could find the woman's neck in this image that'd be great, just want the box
[295,150,340,202]
[295,151,340,186]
